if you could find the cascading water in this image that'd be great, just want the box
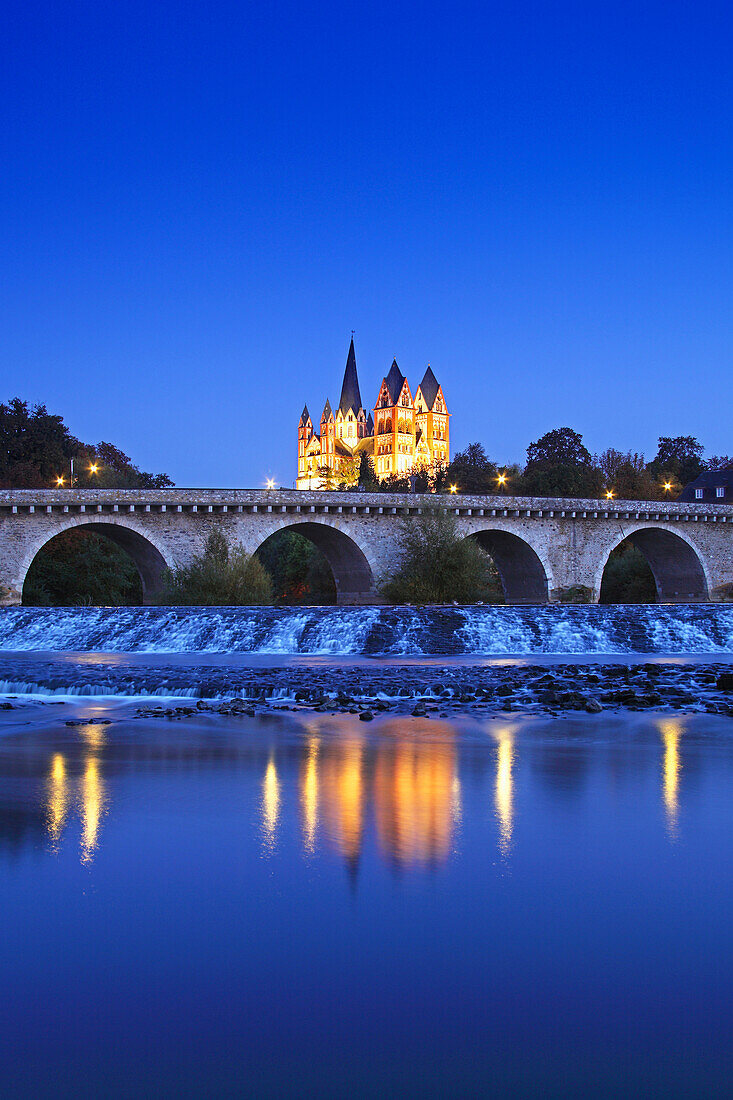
[0,604,731,656]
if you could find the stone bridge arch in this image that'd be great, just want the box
[462,526,552,604]
[19,518,173,604]
[594,524,710,602]
[250,519,376,605]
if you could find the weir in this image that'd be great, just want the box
[0,488,731,606]
[0,605,731,657]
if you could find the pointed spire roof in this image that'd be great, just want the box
[299,404,311,424]
[418,365,440,410]
[366,412,374,435]
[338,338,363,415]
[384,358,405,404]
[321,398,332,421]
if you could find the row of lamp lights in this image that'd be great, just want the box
[54,457,99,487]
[55,467,676,497]
[448,473,675,498]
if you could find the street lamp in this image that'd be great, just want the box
[55,476,65,487]
[496,472,507,491]
[89,463,99,476]
[606,489,614,499]
[663,481,673,493]
[266,478,276,490]
[449,484,458,494]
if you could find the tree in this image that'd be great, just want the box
[380,508,498,604]
[523,427,603,498]
[599,541,657,603]
[358,451,378,489]
[23,529,143,606]
[336,456,359,489]
[596,449,660,500]
[159,529,272,605]
[648,436,705,487]
[707,455,732,471]
[0,397,173,489]
[255,530,336,604]
[445,443,497,494]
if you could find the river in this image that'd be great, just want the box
[1,604,732,1097]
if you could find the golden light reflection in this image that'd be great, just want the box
[494,728,515,858]
[78,722,106,752]
[46,753,69,845]
[301,737,319,854]
[261,758,281,852]
[79,757,106,864]
[320,739,364,866]
[660,719,682,838]
[373,728,457,867]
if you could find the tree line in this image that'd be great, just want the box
[356,428,729,500]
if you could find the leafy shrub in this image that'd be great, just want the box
[380,509,497,604]
[600,542,657,603]
[159,529,273,605]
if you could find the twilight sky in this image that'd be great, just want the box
[2,1,731,487]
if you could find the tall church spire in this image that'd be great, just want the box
[338,337,363,416]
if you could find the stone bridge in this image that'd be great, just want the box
[1,488,732,605]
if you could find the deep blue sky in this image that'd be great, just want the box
[2,1,731,486]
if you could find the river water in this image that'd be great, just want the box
[1,605,732,1097]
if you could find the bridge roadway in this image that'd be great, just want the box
[1,488,731,605]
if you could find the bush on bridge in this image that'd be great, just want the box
[381,509,502,604]
[159,529,273,606]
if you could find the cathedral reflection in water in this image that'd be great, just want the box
[36,715,689,867]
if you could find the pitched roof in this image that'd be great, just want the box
[384,359,405,404]
[365,412,374,435]
[678,464,733,502]
[321,398,332,421]
[299,404,311,424]
[338,338,363,415]
[418,365,440,410]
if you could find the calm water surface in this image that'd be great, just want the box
[1,706,732,1098]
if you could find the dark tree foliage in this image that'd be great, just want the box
[599,541,657,604]
[0,398,172,489]
[706,455,732,471]
[159,529,272,605]
[523,427,603,498]
[256,530,336,604]
[358,451,378,489]
[446,443,497,494]
[647,436,705,487]
[596,449,661,500]
[381,509,498,604]
[23,530,143,606]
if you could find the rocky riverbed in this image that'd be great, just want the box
[3,658,730,723]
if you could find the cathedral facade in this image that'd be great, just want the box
[297,340,450,489]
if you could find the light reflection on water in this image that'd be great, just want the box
[39,714,698,869]
[43,727,109,864]
[7,708,733,1097]
[661,717,682,839]
[493,726,516,858]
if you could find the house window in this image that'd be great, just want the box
[716,486,725,498]
[695,488,703,499]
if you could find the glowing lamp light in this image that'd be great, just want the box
[89,464,99,475]
[496,473,507,486]
[449,484,458,494]
[663,481,672,492]
[606,490,614,499]
[55,476,65,486]
[266,478,276,490]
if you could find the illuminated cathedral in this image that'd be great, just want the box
[297,339,450,489]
